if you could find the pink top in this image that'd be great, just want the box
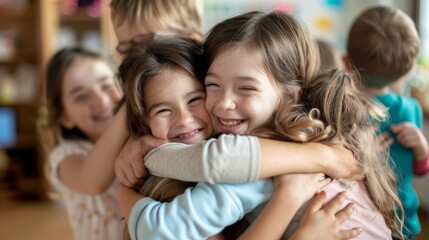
[284,179,391,239]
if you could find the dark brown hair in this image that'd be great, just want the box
[119,36,205,138]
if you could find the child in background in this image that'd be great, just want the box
[316,39,343,70]
[109,0,203,56]
[116,11,401,239]
[38,47,127,240]
[346,6,429,238]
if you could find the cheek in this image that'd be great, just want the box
[148,118,167,139]
[205,98,214,112]
[110,89,123,102]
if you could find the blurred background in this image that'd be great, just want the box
[0,0,428,239]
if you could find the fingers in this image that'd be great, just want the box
[131,158,148,179]
[115,168,134,187]
[323,191,346,214]
[306,191,326,214]
[335,202,354,223]
[339,228,361,239]
[140,135,168,150]
[317,177,332,190]
[377,132,393,149]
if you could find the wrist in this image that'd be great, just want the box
[317,144,330,174]
[415,149,429,161]
[289,228,307,240]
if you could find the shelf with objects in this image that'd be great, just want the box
[0,0,56,201]
[56,0,116,56]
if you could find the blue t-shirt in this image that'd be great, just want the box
[374,92,422,236]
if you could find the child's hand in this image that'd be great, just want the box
[290,191,361,240]
[391,122,429,160]
[373,124,394,150]
[115,135,167,187]
[325,144,363,181]
[274,173,331,204]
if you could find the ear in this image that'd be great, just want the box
[342,55,352,72]
[59,112,75,129]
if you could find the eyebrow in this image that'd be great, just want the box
[68,76,111,96]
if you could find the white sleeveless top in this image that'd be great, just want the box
[49,140,124,240]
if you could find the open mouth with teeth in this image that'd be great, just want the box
[216,117,247,133]
[172,128,204,143]
[219,119,244,127]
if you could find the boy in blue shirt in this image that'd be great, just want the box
[346,6,429,238]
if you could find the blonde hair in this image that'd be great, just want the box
[110,0,203,36]
[204,11,403,238]
[347,6,419,88]
[302,70,403,238]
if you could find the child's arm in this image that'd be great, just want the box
[391,122,429,176]
[289,191,361,240]
[116,183,144,223]
[57,106,129,194]
[122,180,273,239]
[237,173,331,240]
[141,134,360,184]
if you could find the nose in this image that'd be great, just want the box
[92,90,111,110]
[176,108,194,127]
[216,92,236,112]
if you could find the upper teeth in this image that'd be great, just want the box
[178,129,199,138]
[220,119,242,126]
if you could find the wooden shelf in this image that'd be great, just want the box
[60,8,100,23]
[0,5,36,19]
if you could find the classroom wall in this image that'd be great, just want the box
[203,0,414,53]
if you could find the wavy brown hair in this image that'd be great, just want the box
[302,69,403,238]
[204,11,403,238]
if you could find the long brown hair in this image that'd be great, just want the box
[302,69,403,238]
[204,11,403,238]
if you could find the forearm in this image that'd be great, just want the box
[238,189,301,240]
[83,106,128,193]
[258,139,327,178]
[145,134,260,183]
[128,181,273,239]
[116,183,143,222]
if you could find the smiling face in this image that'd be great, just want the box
[205,47,281,134]
[60,57,122,141]
[144,67,213,144]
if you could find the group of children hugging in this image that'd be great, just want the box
[37,0,429,239]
